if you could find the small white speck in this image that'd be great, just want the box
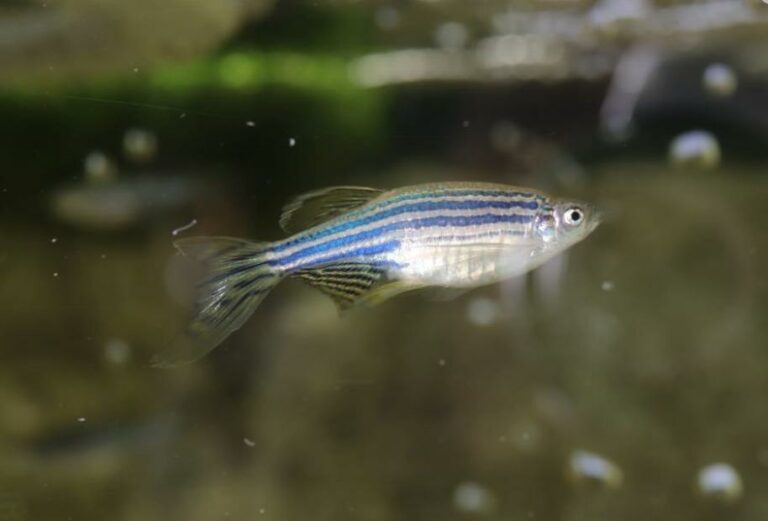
[601,281,615,291]
[246,121,256,127]
[171,218,198,236]
[180,113,187,119]
[259,508,266,515]
[50,237,58,244]
[438,359,447,367]
[244,437,256,448]
[52,272,59,278]
[77,417,86,423]
[132,67,139,73]
[462,120,470,128]
[289,137,296,147]
[100,254,107,260]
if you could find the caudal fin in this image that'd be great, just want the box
[152,237,280,368]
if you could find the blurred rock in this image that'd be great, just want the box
[354,0,768,87]
[0,0,274,84]
[51,175,203,231]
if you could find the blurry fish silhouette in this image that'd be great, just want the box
[154,182,601,367]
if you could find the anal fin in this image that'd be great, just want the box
[294,262,419,312]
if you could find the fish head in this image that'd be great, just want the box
[534,198,602,247]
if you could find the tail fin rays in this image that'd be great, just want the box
[152,237,279,368]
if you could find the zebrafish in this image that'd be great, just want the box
[153,182,601,366]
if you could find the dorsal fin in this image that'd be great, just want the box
[279,186,385,234]
[294,262,420,312]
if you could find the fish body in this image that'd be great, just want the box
[154,182,600,366]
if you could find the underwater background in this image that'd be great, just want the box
[1,0,768,519]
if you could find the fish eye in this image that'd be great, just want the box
[563,207,584,226]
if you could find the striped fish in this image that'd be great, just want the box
[153,182,601,366]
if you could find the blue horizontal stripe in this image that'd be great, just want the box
[277,213,533,270]
[273,197,539,253]
[290,241,402,271]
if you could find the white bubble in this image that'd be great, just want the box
[601,280,615,291]
[245,120,255,127]
[375,6,400,30]
[466,297,500,326]
[289,138,296,147]
[697,463,743,502]
[52,272,59,278]
[50,237,58,244]
[438,359,447,367]
[104,337,131,366]
[567,450,623,489]
[435,22,469,50]
[123,128,158,163]
[453,481,495,513]
[703,63,738,97]
[669,130,721,170]
[84,151,117,184]
[77,417,86,423]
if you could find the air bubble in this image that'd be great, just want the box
[697,463,743,502]
[567,450,623,489]
[466,297,500,326]
[104,338,131,366]
[123,128,158,164]
[84,151,117,184]
[703,63,737,97]
[453,482,495,513]
[669,130,721,170]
